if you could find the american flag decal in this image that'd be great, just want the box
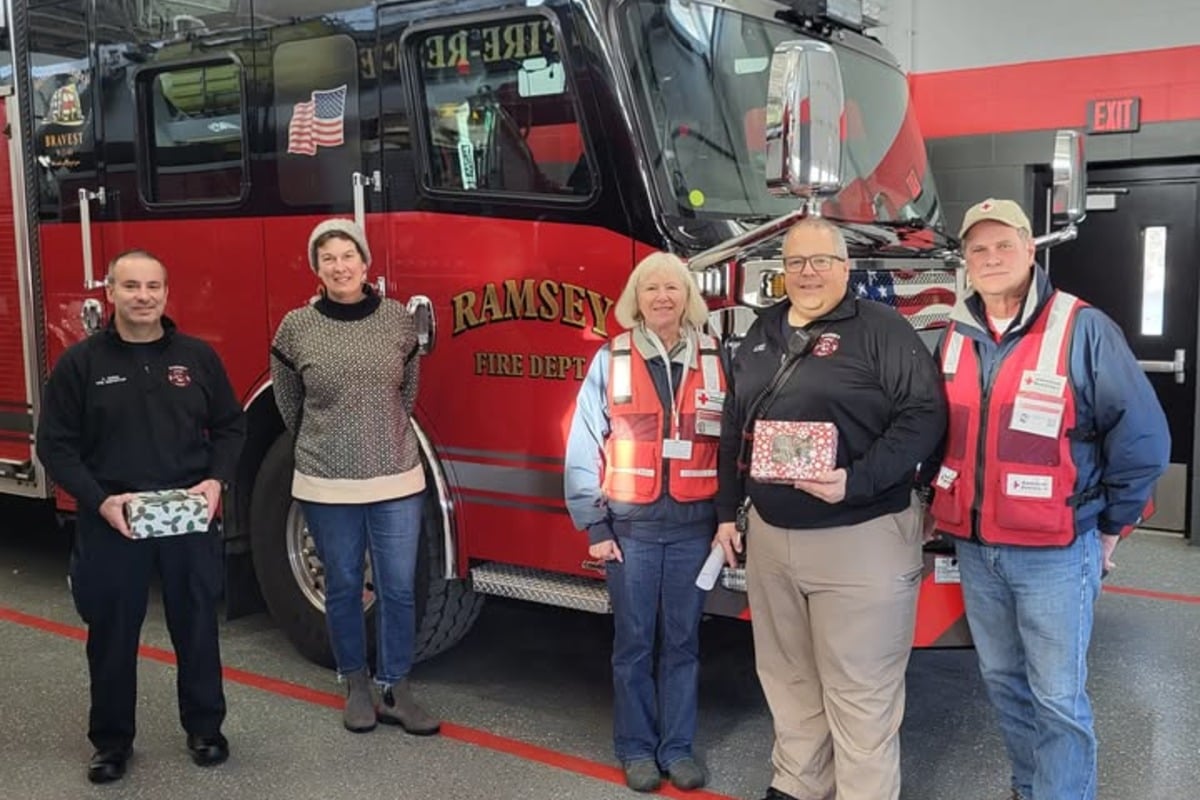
[287,85,347,156]
[849,269,958,331]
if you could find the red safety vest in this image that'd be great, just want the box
[931,291,1089,546]
[602,331,726,504]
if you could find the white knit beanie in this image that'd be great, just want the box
[308,218,372,273]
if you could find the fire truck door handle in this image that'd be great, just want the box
[352,170,382,231]
[406,295,436,355]
[78,187,107,290]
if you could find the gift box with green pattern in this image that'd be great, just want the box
[124,490,209,538]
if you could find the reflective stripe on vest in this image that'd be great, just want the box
[603,331,725,504]
[932,291,1086,546]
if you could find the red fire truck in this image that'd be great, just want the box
[0,0,1086,665]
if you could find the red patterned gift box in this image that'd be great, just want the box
[749,420,838,483]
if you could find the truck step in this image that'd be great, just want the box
[470,563,612,614]
[0,459,33,481]
[721,566,747,593]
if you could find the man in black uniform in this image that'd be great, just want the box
[713,218,945,800]
[36,249,245,784]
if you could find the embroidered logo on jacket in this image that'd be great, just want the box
[811,333,841,358]
[94,374,127,386]
[166,365,192,388]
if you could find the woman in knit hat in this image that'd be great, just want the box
[269,218,438,735]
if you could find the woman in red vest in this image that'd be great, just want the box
[565,252,727,793]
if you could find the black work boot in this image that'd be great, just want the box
[87,746,131,784]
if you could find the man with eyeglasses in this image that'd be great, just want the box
[714,217,945,800]
[925,198,1168,800]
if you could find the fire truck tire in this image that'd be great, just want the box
[249,434,483,668]
[249,435,337,667]
[412,486,485,661]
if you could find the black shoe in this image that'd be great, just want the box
[87,747,131,784]
[186,733,229,767]
[760,789,801,800]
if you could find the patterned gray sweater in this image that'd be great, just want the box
[270,291,425,503]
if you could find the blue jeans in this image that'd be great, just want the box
[955,532,1102,800]
[299,495,423,685]
[605,534,710,769]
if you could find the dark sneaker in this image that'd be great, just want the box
[667,757,706,790]
[759,788,801,800]
[186,733,229,767]
[87,747,131,784]
[623,759,662,792]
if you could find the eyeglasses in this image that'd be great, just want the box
[781,254,846,273]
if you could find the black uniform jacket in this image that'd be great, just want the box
[36,317,246,513]
[716,292,946,530]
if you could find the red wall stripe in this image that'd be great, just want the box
[910,45,1200,138]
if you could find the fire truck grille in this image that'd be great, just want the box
[469,563,612,614]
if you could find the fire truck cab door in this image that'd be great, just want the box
[25,1,113,353]
[0,1,116,496]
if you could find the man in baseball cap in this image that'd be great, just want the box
[958,197,1032,239]
[923,198,1169,800]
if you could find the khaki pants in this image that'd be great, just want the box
[746,501,923,800]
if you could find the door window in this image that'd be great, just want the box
[137,60,246,204]
[409,15,593,198]
[25,0,97,221]
[1141,225,1167,337]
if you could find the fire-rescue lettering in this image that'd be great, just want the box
[452,279,613,337]
[931,291,1088,547]
[363,20,561,78]
[423,21,558,70]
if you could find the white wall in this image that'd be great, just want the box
[876,0,1200,73]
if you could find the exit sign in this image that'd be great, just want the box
[1087,97,1141,134]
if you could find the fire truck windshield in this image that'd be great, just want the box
[619,1,941,230]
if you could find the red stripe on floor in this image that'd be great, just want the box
[1103,585,1200,604]
[0,604,735,799]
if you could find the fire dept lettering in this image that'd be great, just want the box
[474,352,588,380]
[452,279,613,337]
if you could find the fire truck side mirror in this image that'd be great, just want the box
[1034,130,1087,249]
[1050,129,1086,227]
[406,295,437,355]
[764,40,845,201]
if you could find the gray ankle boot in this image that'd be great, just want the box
[377,678,440,735]
[342,668,377,733]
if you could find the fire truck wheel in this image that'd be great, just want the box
[249,434,483,667]
[411,487,485,662]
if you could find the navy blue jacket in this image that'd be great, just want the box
[36,318,246,513]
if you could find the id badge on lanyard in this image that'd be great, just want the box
[647,328,696,460]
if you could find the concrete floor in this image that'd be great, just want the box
[0,497,1197,800]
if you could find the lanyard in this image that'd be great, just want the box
[642,325,692,439]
